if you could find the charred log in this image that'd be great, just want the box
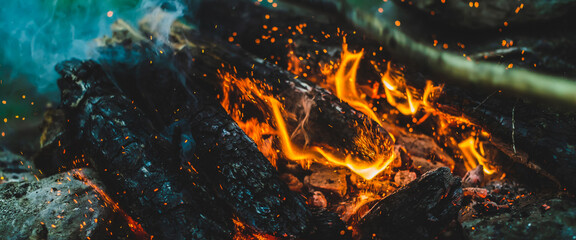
[56,59,235,240]
[95,45,311,238]
[358,167,462,240]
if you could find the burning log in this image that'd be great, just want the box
[56,59,235,239]
[357,167,462,240]
[94,44,311,237]
[169,24,396,180]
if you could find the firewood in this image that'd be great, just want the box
[56,59,235,240]
[95,46,311,238]
[169,25,395,176]
[357,167,462,240]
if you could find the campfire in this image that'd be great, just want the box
[1,0,576,239]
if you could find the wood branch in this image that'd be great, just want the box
[56,59,235,240]
[357,167,462,240]
[281,0,576,107]
[94,45,312,237]
[394,0,576,29]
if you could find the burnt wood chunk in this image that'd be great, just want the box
[56,59,234,240]
[358,167,462,240]
[95,48,311,238]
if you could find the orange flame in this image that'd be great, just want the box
[220,73,279,167]
[72,169,150,239]
[225,35,501,181]
[266,95,396,180]
[285,37,501,177]
[320,40,443,128]
[232,218,276,240]
[328,41,384,126]
[287,50,304,76]
[380,62,421,115]
[458,137,496,175]
[218,72,395,180]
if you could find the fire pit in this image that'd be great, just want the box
[1,0,576,239]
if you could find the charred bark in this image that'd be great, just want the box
[95,46,311,238]
[56,59,235,240]
[357,167,462,240]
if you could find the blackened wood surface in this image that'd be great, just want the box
[96,48,311,238]
[358,167,462,240]
[56,59,234,240]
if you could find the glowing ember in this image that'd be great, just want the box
[232,217,276,240]
[72,169,150,239]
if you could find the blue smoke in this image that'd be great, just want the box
[0,0,186,97]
